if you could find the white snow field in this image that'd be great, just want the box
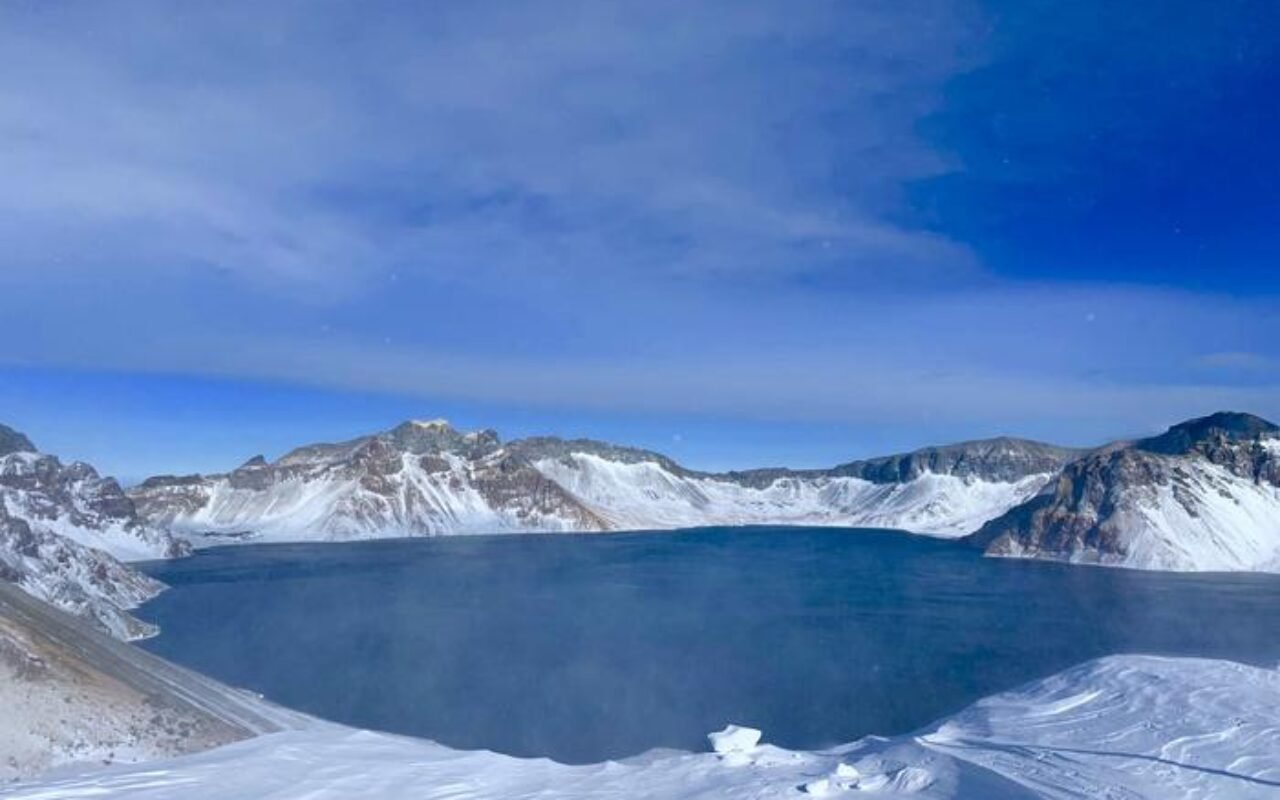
[1112,458,1280,572]
[7,655,1278,799]
[531,454,1052,538]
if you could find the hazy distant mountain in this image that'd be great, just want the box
[129,420,1078,543]
[969,412,1280,572]
[0,425,189,639]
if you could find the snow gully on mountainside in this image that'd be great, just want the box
[126,420,1076,544]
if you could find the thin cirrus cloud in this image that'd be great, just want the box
[0,0,1277,453]
[0,0,981,296]
[1194,353,1280,375]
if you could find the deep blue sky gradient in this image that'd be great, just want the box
[0,1,1277,477]
[914,0,1280,290]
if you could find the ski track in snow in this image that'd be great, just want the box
[6,655,1279,800]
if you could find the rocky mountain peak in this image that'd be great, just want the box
[1138,411,1279,456]
[0,423,36,456]
[382,419,502,458]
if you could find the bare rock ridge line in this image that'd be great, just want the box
[128,418,1081,543]
[0,580,308,781]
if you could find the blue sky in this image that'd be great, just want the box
[1,0,1278,478]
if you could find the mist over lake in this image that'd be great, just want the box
[139,528,1280,764]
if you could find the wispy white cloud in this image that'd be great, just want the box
[2,1,1277,446]
[1193,352,1280,374]
[0,0,982,298]
[4,279,1277,441]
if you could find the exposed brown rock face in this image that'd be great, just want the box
[969,413,1280,571]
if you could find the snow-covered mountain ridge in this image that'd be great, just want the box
[8,412,1278,576]
[0,424,188,640]
[129,420,1080,544]
[969,412,1280,572]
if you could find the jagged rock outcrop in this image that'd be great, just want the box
[969,412,1280,572]
[0,427,189,639]
[130,420,1075,543]
[0,423,36,457]
[0,503,163,640]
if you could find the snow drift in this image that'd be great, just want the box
[7,653,1277,799]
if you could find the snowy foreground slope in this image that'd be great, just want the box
[0,425,189,640]
[129,420,1076,543]
[0,582,308,782]
[970,413,1280,572]
[7,654,1278,799]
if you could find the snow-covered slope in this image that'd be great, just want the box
[129,422,609,542]
[0,425,189,640]
[0,450,185,562]
[531,451,1052,535]
[129,421,1075,544]
[970,412,1280,572]
[7,654,1277,799]
[0,581,310,782]
[0,504,163,640]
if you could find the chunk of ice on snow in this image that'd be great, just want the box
[708,724,761,755]
[802,777,834,796]
[708,724,762,765]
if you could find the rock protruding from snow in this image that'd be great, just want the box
[128,421,1074,544]
[0,503,163,640]
[0,422,37,456]
[0,450,188,561]
[0,425,189,639]
[969,411,1280,572]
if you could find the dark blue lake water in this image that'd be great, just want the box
[139,528,1280,764]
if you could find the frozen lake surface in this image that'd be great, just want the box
[139,527,1280,763]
